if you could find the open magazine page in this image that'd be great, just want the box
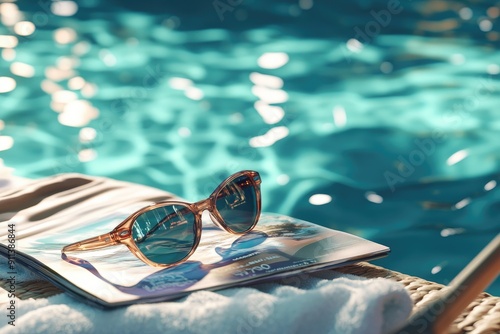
[0,174,389,307]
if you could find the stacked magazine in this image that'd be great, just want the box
[0,174,389,308]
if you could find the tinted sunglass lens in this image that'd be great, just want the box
[215,175,259,233]
[131,204,196,265]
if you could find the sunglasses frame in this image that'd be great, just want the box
[61,170,262,267]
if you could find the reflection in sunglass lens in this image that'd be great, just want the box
[131,204,196,265]
[215,175,259,233]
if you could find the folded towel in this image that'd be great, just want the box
[0,172,413,334]
[0,267,412,334]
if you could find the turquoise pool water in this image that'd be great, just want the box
[1,0,499,294]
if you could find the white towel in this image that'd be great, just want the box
[0,267,412,334]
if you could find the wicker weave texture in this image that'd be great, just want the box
[336,263,500,334]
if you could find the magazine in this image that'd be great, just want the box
[0,174,389,308]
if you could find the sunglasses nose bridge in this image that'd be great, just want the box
[193,198,212,213]
[194,197,226,230]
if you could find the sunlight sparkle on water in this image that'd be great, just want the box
[58,100,99,127]
[99,50,117,67]
[431,265,442,274]
[309,194,332,205]
[68,76,86,90]
[45,66,75,81]
[449,53,465,65]
[0,35,18,48]
[257,52,289,69]
[81,83,97,98]
[78,148,97,162]
[0,3,23,26]
[254,101,285,124]
[1,49,15,61]
[446,149,468,165]
[484,180,497,191]
[72,41,91,56]
[454,197,471,210]
[178,127,192,138]
[459,7,473,20]
[0,136,14,151]
[277,174,289,185]
[479,19,493,32]
[185,86,204,100]
[41,80,63,95]
[441,228,465,237]
[168,77,193,90]
[54,28,77,44]
[333,106,347,128]
[51,1,78,16]
[249,72,284,89]
[51,101,65,113]
[52,90,78,104]
[14,21,35,36]
[251,86,288,104]
[249,126,289,148]
[365,192,383,204]
[79,127,97,142]
[57,57,80,70]
[0,77,16,93]
[10,62,35,78]
[346,38,363,53]
[487,64,500,75]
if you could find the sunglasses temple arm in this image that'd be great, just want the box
[62,232,118,253]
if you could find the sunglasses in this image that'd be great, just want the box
[61,170,262,267]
